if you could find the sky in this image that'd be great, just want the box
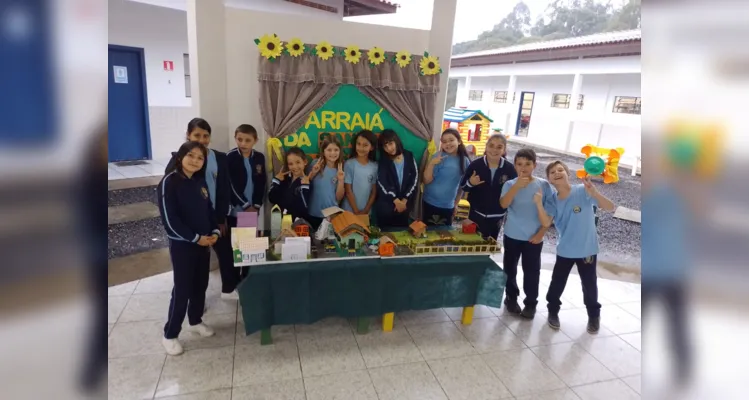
[345,0,627,44]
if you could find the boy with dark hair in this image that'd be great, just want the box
[226,124,266,284]
[499,148,555,318]
[543,160,615,333]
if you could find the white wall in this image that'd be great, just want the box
[455,72,641,160]
[224,8,432,151]
[109,0,193,161]
[109,0,191,107]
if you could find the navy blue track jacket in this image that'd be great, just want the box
[158,171,220,243]
[226,149,267,210]
[268,173,311,221]
[166,149,231,224]
[460,156,517,219]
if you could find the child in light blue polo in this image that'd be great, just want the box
[543,160,616,334]
[342,130,378,220]
[422,129,471,226]
[499,148,555,318]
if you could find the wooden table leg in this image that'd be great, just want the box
[260,329,273,345]
[461,306,474,325]
[382,312,394,332]
[357,317,371,334]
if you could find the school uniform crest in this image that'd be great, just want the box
[501,175,508,183]
[201,187,209,199]
[573,206,582,213]
[368,174,375,184]
[584,256,594,264]
[255,164,263,174]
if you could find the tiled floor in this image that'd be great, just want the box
[108,266,641,399]
[109,159,171,180]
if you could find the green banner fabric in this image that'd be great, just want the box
[280,84,428,160]
[237,255,506,335]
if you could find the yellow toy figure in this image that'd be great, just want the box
[665,120,723,179]
[577,145,625,184]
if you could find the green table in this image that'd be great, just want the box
[237,254,506,344]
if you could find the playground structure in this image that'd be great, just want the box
[577,144,625,184]
[442,107,493,158]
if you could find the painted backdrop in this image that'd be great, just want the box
[281,85,427,160]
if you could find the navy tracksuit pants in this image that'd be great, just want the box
[164,240,211,339]
[503,235,543,308]
[546,255,602,317]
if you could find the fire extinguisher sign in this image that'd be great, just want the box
[163,60,174,71]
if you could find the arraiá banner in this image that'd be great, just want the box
[281,85,427,160]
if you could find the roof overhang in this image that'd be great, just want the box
[344,0,398,17]
[450,40,641,68]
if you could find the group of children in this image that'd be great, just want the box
[156,117,615,355]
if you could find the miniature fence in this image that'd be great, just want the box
[411,243,500,254]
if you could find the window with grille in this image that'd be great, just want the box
[493,91,508,103]
[184,54,191,98]
[613,96,641,114]
[551,94,585,109]
[468,90,483,101]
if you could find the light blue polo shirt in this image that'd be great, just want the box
[501,177,555,241]
[231,154,254,216]
[308,160,340,218]
[423,153,470,209]
[342,158,378,212]
[551,184,599,258]
[205,149,218,209]
[394,158,404,187]
[642,183,690,283]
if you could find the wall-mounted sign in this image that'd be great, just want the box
[163,60,174,71]
[113,66,128,84]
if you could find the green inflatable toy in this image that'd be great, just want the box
[583,155,606,176]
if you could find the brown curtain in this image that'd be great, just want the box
[258,81,338,174]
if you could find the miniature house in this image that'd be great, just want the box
[378,236,395,257]
[462,219,477,234]
[281,213,293,231]
[442,108,493,157]
[330,210,370,251]
[292,218,311,237]
[270,228,297,254]
[409,221,427,238]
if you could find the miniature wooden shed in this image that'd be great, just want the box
[409,221,427,238]
[378,236,396,257]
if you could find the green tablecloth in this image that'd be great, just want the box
[237,255,506,335]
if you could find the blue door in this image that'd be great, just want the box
[108,45,150,161]
[1,0,55,145]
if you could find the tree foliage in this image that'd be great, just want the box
[452,0,641,56]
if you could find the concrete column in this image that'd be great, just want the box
[456,76,471,108]
[428,0,458,143]
[186,0,230,151]
[564,73,583,152]
[504,75,517,136]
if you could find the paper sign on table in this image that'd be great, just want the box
[284,236,311,254]
[235,250,266,266]
[232,228,267,266]
[281,243,307,261]
[237,211,258,228]
[231,227,257,248]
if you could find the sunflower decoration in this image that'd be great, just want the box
[394,50,411,68]
[314,41,334,61]
[367,47,386,67]
[343,45,362,64]
[419,51,442,76]
[254,34,283,61]
[286,38,305,57]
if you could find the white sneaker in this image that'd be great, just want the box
[188,322,215,337]
[162,338,184,355]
